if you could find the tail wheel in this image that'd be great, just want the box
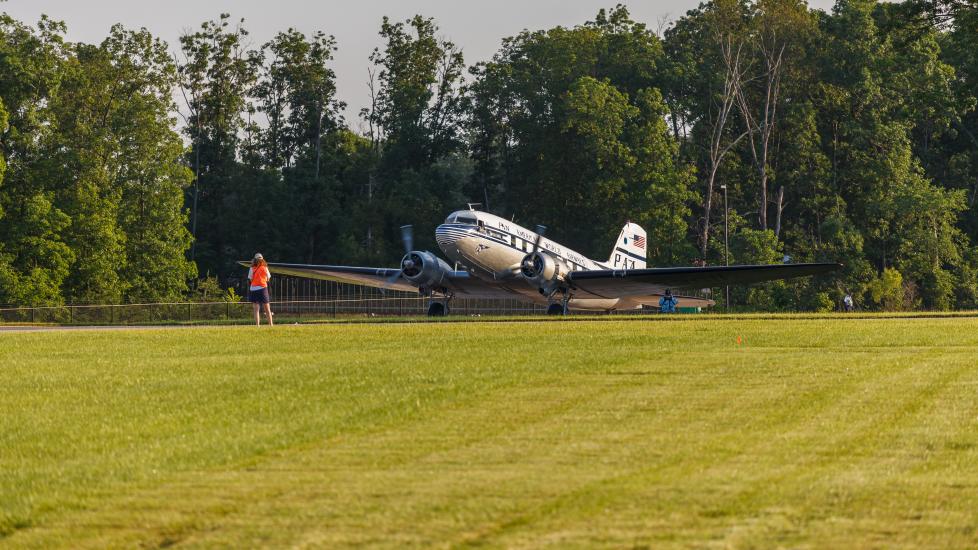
[427,302,447,317]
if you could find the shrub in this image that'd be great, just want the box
[868,268,904,311]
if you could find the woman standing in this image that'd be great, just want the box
[247,253,274,326]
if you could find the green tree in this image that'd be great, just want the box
[0,97,6,185]
[247,28,348,264]
[470,6,693,261]
[868,267,905,310]
[103,27,197,302]
[178,14,257,278]
[735,0,817,234]
[28,25,196,304]
[248,29,341,171]
[41,38,129,304]
[362,15,467,262]
[815,0,965,308]
[0,15,74,306]
[663,0,752,258]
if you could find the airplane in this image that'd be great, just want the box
[247,205,841,316]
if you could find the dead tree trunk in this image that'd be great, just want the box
[700,35,750,257]
[734,41,785,233]
[774,185,785,239]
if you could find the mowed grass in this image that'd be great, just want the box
[2,318,978,548]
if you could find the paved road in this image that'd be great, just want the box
[0,325,203,333]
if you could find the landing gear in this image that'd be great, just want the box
[546,292,570,316]
[425,291,453,317]
[427,302,448,317]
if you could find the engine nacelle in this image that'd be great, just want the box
[520,251,569,295]
[400,250,452,290]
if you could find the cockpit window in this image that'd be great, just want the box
[456,216,477,225]
[445,214,457,223]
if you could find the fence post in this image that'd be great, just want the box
[226,301,230,321]
[110,306,114,325]
[69,305,73,324]
[31,307,35,324]
[188,303,192,323]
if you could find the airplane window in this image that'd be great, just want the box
[445,214,457,223]
[457,216,477,225]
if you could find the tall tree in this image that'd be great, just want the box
[247,28,347,263]
[664,0,752,258]
[32,26,197,304]
[733,0,815,234]
[816,0,965,308]
[0,15,73,306]
[470,6,694,261]
[103,26,197,302]
[178,14,257,278]
[363,15,467,261]
[39,37,129,304]
[0,97,6,186]
[249,29,340,171]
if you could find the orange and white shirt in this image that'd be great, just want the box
[247,265,271,291]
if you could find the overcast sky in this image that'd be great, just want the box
[2,0,837,125]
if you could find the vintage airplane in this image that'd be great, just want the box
[249,206,840,316]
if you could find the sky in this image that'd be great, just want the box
[1,0,838,125]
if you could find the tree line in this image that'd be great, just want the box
[1,0,977,310]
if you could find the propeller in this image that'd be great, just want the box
[400,224,414,255]
[531,225,546,255]
[521,224,547,277]
[383,224,415,290]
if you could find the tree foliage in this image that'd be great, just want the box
[5,2,978,311]
[0,15,193,305]
[469,7,694,261]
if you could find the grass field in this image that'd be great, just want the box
[2,317,978,548]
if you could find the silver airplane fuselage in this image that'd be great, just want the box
[435,210,623,310]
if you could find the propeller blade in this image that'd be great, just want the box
[382,226,413,294]
[531,225,546,256]
[520,224,547,277]
[383,269,403,289]
[400,224,414,255]
[381,260,406,294]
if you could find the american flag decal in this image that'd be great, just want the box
[633,234,646,249]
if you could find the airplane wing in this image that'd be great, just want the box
[567,263,841,299]
[250,262,415,292]
[241,262,518,298]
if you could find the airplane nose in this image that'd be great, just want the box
[436,223,475,248]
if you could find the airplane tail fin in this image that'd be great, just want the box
[607,222,647,269]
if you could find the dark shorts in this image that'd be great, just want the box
[249,287,270,304]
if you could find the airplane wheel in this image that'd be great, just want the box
[427,302,447,317]
[546,303,565,316]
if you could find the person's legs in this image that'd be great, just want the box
[263,302,274,326]
[253,302,261,325]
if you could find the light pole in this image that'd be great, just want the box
[720,184,729,311]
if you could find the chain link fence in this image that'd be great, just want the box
[0,275,711,326]
[0,297,563,326]
[0,297,684,326]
